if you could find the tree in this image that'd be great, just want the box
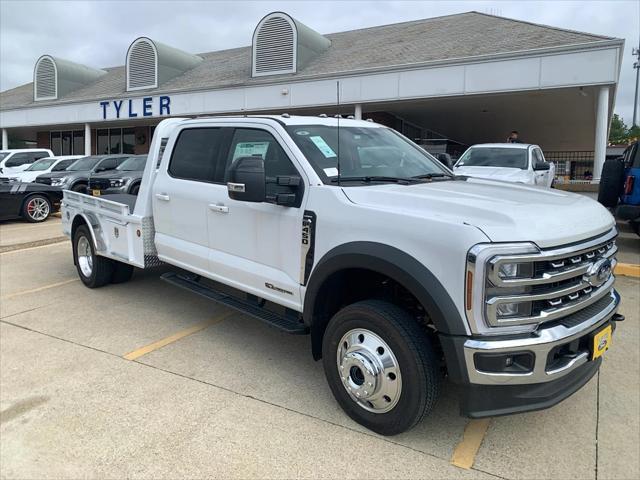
[628,125,640,142]
[609,113,628,144]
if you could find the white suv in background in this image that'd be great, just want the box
[454,143,555,187]
[0,148,54,175]
[1,155,84,183]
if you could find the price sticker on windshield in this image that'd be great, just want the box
[310,136,337,158]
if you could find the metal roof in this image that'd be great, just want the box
[1,11,616,111]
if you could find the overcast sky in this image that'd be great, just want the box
[1,0,638,122]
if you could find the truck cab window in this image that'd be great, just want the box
[169,128,224,182]
[225,128,299,197]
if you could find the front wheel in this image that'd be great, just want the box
[322,300,441,436]
[22,194,51,222]
[73,225,113,288]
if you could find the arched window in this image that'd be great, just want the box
[252,13,297,77]
[127,38,158,90]
[34,56,57,100]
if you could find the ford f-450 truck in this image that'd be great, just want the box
[61,116,622,435]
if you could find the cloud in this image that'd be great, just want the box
[1,0,638,122]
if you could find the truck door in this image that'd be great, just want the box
[152,127,229,274]
[532,148,551,186]
[205,126,307,311]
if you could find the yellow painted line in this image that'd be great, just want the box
[2,278,79,300]
[450,418,491,469]
[615,263,640,278]
[123,310,234,361]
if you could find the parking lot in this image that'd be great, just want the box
[1,218,638,480]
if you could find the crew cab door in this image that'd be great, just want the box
[152,127,230,273]
[205,125,307,310]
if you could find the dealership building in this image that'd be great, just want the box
[0,11,624,180]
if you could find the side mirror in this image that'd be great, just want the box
[227,156,266,202]
[534,163,551,171]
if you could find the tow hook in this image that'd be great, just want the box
[612,313,625,322]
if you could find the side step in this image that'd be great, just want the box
[161,272,308,335]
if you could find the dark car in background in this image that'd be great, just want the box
[35,154,131,193]
[0,183,63,222]
[88,155,147,196]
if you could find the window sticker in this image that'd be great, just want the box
[232,141,270,161]
[323,167,339,177]
[310,136,337,158]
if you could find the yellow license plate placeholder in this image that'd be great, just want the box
[591,324,612,360]
[92,189,101,196]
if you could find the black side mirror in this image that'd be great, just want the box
[534,163,551,171]
[227,156,266,202]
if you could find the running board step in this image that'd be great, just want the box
[161,272,308,335]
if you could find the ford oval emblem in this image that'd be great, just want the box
[584,258,612,288]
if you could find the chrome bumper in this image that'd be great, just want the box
[463,289,619,385]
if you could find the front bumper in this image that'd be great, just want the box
[441,289,621,417]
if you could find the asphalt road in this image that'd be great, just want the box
[0,220,638,479]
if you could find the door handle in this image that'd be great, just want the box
[209,203,229,214]
[155,193,170,201]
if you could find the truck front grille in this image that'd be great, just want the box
[484,231,617,329]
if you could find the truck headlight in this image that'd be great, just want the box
[109,179,125,187]
[497,262,532,279]
[51,178,68,186]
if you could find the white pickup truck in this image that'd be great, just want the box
[62,115,623,435]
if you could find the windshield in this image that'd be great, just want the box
[0,152,9,161]
[66,156,101,171]
[285,125,449,183]
[52,159,75,171]
[456,147,528,170]
[25,158,57,171]
[117,156,147,171]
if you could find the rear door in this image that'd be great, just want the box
[152,126,230,274]
[205,125,307,309]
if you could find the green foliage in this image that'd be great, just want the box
[610,114,639,144]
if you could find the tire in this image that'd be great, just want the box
[598,159,625,208]
[129,183,140,195]
[72,225,113,288]
[71,183,88,194]
[21,194,51,223]
[111,262,134,284]
[322,300,441,436]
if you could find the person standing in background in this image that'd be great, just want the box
[507,131,522,143]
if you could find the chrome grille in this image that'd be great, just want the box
[485,232,617,328]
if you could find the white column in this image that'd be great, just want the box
[1,129,8,150]
[593,86,610,183]
[84,123,91,155]
[354,104,362,120]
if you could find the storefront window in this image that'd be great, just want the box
[109,129,122,154]
[122,128,135,154]
[72,130,84,155]
[50,132,61,156]
[97,129,109,154]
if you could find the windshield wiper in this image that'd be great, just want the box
[330,176,423,185]
[411,172,453,180]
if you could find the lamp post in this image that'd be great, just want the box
[633,45,639,127]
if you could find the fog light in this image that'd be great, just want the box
[474,352,534,374]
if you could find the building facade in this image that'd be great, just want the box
[0,11,625,180]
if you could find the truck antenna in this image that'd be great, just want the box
[336,80,341,186]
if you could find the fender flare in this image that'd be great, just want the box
[303,242,467,351]
[71,212,105,253]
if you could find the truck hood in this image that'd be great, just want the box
[453,166,531,182]
[341,178,614,248]
[89,170,143,180]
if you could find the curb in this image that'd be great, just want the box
[615,263,640,278]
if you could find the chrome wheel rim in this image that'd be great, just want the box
[77,236,93,278]
[26,197,49,221]
[336,328,402,413]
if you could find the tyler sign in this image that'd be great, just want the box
[99,96,171,120]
